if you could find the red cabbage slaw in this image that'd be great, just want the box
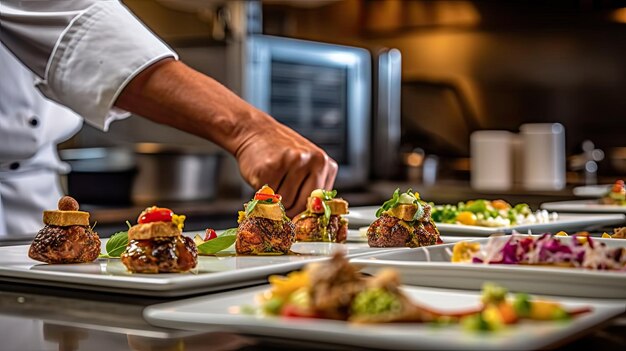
[472,234,626,271]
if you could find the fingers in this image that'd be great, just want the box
[235,121,339,215]
[280,149,336,217]
[324,158,339,190]
[277,148,321,211]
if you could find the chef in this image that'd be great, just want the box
[0,0,337,238]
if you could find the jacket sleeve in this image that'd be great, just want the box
[0,0,178,130]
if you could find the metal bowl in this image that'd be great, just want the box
[132,143,221,203]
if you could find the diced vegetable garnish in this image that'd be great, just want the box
[254,185,282,203]
[311,197,323,212]
[204,228,218,241]
[512,293,532,317]
[456,211,477,225]
[481,282,507,305]
[137,206,173,224]
[351,288,402,317]
[246,255,591,333]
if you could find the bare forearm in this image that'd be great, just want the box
[114,58,338,214]
[115,59,270,155]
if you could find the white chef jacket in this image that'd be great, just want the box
[0,0,177,238]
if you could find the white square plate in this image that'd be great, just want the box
[351,237,626,298]
[541,200,626,214]
[0,230,406,297]
[346,206,625,236]
[143,284,625,350]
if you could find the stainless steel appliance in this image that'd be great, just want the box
[244,35,371,188]
[372,47,402,180]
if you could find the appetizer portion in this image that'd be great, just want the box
[367,189,441,247]
[29,196,101,264]
[121,206,197,273]
[248,252,590,330]
[601,180,626,206]
[431,199,557,227]
[236,185,295,255]
[292,189,349,243]
[452,233,626,270]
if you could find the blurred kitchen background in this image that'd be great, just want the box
[59,0,626,233]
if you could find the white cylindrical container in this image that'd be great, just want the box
[470,130,514,191]
[520,123,566,190]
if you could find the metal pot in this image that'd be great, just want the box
[59,147,137,205]
[132,143,221,203]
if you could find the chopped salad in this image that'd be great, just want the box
[431,199,558,227]
[452,233,626,271]
[601,180,626,206]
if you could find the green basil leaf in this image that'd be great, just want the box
[322,189,337,201]
[245,199,259,217]
[105,231,128,257]
[197,233,237,255]
[322,200,331,224]
[376,188,400,217]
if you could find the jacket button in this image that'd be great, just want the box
[29,116,39,127]
[9,162,20,170]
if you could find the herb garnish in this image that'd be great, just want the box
[376,188,423,220]
[321,189,337,201]
[197,228,238,255]
[376,188,401,217]
[100,221,131,258]
[245,199,259,217]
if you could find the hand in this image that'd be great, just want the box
[116,60,338,216]
[235,117,338,217]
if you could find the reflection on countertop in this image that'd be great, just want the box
[0,282,365,351]
[0,280,624,351]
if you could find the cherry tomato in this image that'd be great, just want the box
[257,185,275,195]
[311,197,323,212]
[138,207,173,224]
[204,228,218,241]
[613,180,625,193]
[254,192,282,203]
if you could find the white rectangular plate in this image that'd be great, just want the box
[143,284,625,350]
[541,200,626,214]
[573,184,612,198]
[351,237,626,298]
[0,230,406,297]
[346,206,625,236]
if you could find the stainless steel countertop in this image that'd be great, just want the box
[1,279,624,351]
[0,282,360,351]
[3,185,621,350]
